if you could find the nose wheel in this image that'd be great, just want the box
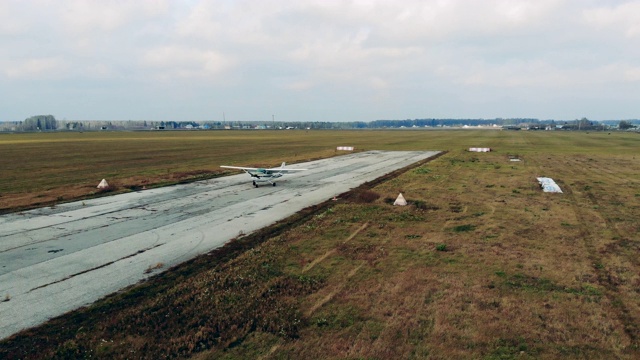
[252,181,276,187]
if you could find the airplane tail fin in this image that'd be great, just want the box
[281,162,286,168]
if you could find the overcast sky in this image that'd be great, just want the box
[1,0,639,122]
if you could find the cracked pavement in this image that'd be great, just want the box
[0,150,440,339]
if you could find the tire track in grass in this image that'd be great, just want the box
[563,183,640,348]
[568,156,639,187]
[306,262,366,317]
[301,222,369,274]
[301,222,370,317]
[260,223,370,359]
[516,138,639,350]
[259,343,281,360]
[551,150,640,348]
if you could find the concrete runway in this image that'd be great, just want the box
[0,150,440,339]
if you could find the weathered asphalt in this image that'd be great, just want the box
[0,150,440,339]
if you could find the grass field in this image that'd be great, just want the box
[0,129,457,212]
[1,129,639,359]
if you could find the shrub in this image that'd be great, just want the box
[436,244,447,251]
[452,224,475,232]
[144,263,164,274]
[383,197,395,205]
[411,200,439,211]
[98,185,117,193]
[349,189,380,203]
[412,200,426,209]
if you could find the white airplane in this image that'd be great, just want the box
[220,162,307,187]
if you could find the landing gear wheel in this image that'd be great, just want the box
[253,181,258,188]
[273,183,276,187]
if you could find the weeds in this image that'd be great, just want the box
[2,131,639,359]
[144,263,164,274]
[451,224,475,232]
[414,167,431,174]
[410,199,439,210]
[98,185,116,193]
[348,189,380,203]
[488,338,532,359]
[388,212,424,222]
[501,273,603,297]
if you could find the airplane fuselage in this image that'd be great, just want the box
[220,162,307,187]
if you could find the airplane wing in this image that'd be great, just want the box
[221,162,307,186]
[268,162,307,173]
[220,165,260,171]
[221,162,307,173]
[267,167,307,173]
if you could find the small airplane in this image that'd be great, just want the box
[220,162,307,187]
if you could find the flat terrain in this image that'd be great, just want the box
[1,130,639,359]
[0,150,439,340]
[0,130,437,213]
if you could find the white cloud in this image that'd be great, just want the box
[2,0,639,121]
[583,1,640,37]
[82,63,117,79]
[56,0,170,52]
[281,80,314,91]
[141,46,235,80]
[58,0,169,33]
[5,57,69,79]
[624,66,640,81]
[0,1,29,35]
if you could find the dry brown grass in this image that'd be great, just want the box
[1,130,639,359]
[0,131,344,213]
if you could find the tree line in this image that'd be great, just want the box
[20,115,58,131]
[1,115,638,132]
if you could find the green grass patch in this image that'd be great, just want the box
[451,224,476,232]
[2,130,639,359]
[413,167,432,174]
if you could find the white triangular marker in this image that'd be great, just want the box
[393,193,407,206]
[97,179,109,189]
